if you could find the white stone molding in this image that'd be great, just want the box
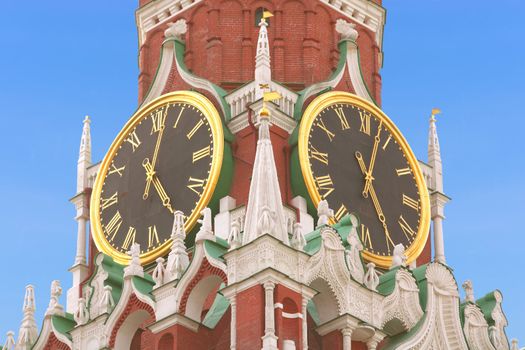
[140,39,175,106]
[380,269,423,335]
[319,0,385,51]
[123,243,144,278]
[363,262,379,291]
[16,285,38,350]
[229,295,237,350]
[490,291,510,350]
[301,297,308,350]
[262,281,278,349]
[342,327,353,350]
[463,303,496,350]
[74,298,89,326]
[345,213,364,283]
[136,0,203,46]
[45,280,65,317]
[147,313,199,334]
[392,263,469,350]
[31,315,73,350]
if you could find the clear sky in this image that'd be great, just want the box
[0,0,523,345]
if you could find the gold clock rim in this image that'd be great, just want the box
[90,91,225,266]
[298,91,430,268]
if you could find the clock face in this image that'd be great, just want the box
[91,92,225,265]
[297,92,430,268]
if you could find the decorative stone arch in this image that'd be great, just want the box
[179,259,228,322]
[309,277,340,324]
[42,333,70,350]
[109,294,155,349]
[32,316,73,350]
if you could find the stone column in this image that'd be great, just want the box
[230,295,237,350]
[74,216,87,265]
[262,281,278,349]
[302,297,308,350]
[433,215,446,263]
[342,328,353,350]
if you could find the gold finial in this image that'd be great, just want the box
[262,11,273,19]
[430,108,441,122]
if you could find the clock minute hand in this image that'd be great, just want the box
[143,106,169,200]
[142,160,174,213]
[355,151,395,252]
[362,121,382,198]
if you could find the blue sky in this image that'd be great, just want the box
[0,0,523,344]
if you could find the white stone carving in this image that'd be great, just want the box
[391,244,407,269]
[290,223,307,251]
[345,214,364,283]
[195,207,216,242]
[99,286,115,315]
[164,19,187,40]
[87,254,108,319]
[74,298,89,326]
[462,280,475,303]
[490,291,510,350]
[317,200,333,228]
[167,211,190,281]
[123,243,144,278]
[363,263,379,291]
[17,285,38,349]
[3,331,15,350]
[152,257,167,288]
[228,219,242,250]
[45,280,64,317]
[336,19,359,41]
[463,303,495,350]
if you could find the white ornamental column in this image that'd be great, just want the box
[342,328,353,350]
[302,297,308,350]
[262,281,278,349]
[230,295,237,350]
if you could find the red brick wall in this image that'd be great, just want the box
[137,0,382,103]
[236,285,265,349]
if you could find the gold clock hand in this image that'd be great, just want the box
[142,160,174,213]
[362,121,382,198]
[355,151,395,252]
[143,106,169,200]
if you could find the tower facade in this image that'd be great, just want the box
[2,1,516,350]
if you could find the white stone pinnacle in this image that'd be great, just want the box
[166,211,190,281]
[77,115,92,193]
[123,243,144,278]
[17,285,38,349]
[243,111,289,245]
[255,18,271,99]
[45,280,65,317]
[3,331,15,350]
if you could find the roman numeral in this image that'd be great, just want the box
[187,177,205,196]
[334,204,348,222]
[151,107,167,134]
[310,146,329,165]
[105,211,122,241]
[122,226,136,250]
[398,215,416,240]
[315,119,335,142]
[124,130,141,152]
[361,224,373,249]
[402,194,419,211]
[359,111,371,135]
[187,119,204,139]
[382,134,393,150]
[108,163,125,177]
[315,174,334,198]
[396,167,411,176]
[173,106,185,129]
[334,107,350,130]
[148,225,160,248]
[192,146,211,163]
[101,192,118,210]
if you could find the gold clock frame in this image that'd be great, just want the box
[91,91,224,265]
[298,91,430,268]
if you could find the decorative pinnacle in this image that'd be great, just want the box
[83,115,91,124]
[430,108,441,123]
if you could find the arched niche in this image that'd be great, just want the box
[114,309,151,350]
[310,278,339,324]
[184,275,224,322]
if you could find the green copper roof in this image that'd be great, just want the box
[412,264,429,310]
[377,267,401,296]
[304,214,356,255]
[51,313,76,340]
[204,238,229,263]
[476,290,500,326]
[87,254,125,308]
[380,312,427,350]
[132,273,156,302]
[202,285,230,329]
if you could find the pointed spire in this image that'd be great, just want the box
[166,211,190,281]
[254,13,272,99]
[243,107,289,245]
[77,116,92,193]
[3,331,15,350]
[17,285,38,349]
[428,109,442,192]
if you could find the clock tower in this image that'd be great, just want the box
[3,1,515,350]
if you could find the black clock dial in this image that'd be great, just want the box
[91,92,225,264]
[297,92,430,267]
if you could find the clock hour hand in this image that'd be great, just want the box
[142,160,174,213]
[355,151,395,252]
[362,121,382,198]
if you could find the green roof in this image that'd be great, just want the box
[202,285,230,329]
[51,313,76,340]
[204,237,229,263]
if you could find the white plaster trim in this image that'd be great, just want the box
[315,314,359,336]
[346,41,374,103]
[227,100,297,135]
[136,0,203,46]
[32,316,73,350]
[148,313,200,333]
[318,0,385,51]
[274,302,303,319]
[141,40,175,106]
[298,63,346,111]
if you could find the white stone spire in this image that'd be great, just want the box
[3,331,15,350]
[243,107,289,245]
[255,15,272,99]
[428,109,449,264]
[77,115,92,193]
[17,285,38,350]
